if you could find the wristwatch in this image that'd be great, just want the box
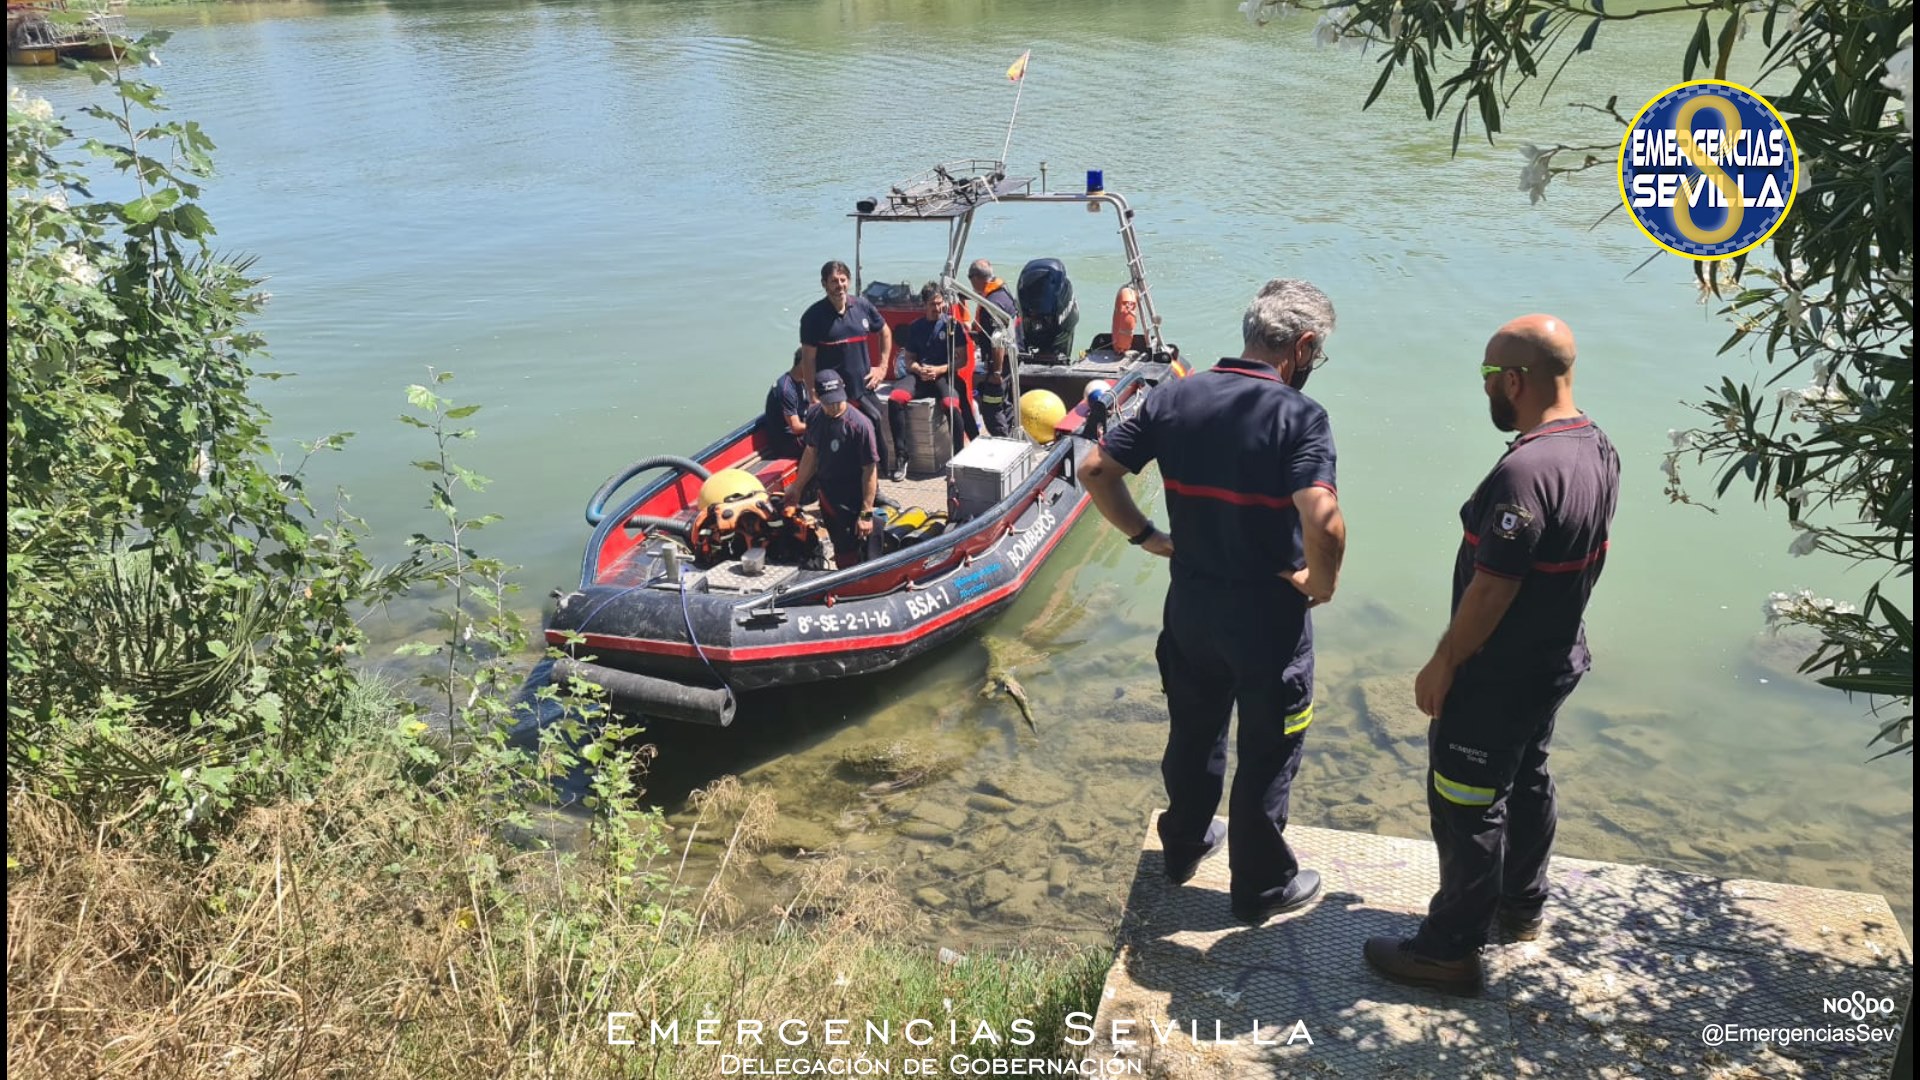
[1127,522,1157,545]
[860,509,875,521]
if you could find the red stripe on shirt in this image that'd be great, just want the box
[1464,530,1610,573]
[1532,541,1609,573]
[1515,417,1592,444]
[1165,479,1294,509]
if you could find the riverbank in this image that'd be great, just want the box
[5,695,1110,1079]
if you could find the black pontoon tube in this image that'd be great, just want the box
[585,455,714,526]
[552,657,737,727]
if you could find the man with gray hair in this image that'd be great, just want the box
[1081,278,1347,923]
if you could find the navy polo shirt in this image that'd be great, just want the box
[902,315,966,373]
[759,371,808,453]
[1101,358,1337,584]
[803,403,880,509]
[1452,414,1620,681]
[800,296,885,382]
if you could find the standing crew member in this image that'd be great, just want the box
[801,260,897,477]
[1364,314,1619,994]
[787,371,880,569]
[968,258,1020,437]
[1081,278,1346,924]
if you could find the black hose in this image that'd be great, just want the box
[627,515,692,536]
[585,455,713,526]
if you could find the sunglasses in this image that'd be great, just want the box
[1481,364,1529,379]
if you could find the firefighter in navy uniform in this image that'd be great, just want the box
[1082,278,1348,924]
[1365,314,1620,994]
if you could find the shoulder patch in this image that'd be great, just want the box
[1491,503,1534,540]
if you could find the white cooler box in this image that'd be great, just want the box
[903,398,954,476]
[948,436,1039,522]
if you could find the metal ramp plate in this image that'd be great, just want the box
[1089,817,1910,1078]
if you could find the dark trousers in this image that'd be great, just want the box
[887,377,966,455]
[1413,673,1581,959]
[976,376,1015,438]
[1155,577,1315,905]
[817,499,868,568]
[849,384,896,474]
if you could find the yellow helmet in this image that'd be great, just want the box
[697,468,766,513]
[1019,389,1068,444]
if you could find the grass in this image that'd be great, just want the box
[5,706,1113,1079]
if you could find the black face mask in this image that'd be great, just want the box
[1286,365,1312,392]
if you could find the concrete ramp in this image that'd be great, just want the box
[1090,818,1910,1078]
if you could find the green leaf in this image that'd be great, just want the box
[121,187,181,224]
[1575,17,1601,54]
[1683,12,1711,81]
[445,404,482,419]
[1817,672,1910,696]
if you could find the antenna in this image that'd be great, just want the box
[998,50,1031,169]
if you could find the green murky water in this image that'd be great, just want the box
[12,0,1908,941]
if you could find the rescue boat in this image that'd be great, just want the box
[542,162,1186,725]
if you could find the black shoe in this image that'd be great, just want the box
[1229,870,1322,924]
[1497,904,1544,942]
[890,461,910,482]
[1363,936,1485,995]
[1163,818,1227,885]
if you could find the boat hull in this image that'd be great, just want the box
[545,366,1164,723]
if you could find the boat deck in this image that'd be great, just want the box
[1088,815,1910,1078]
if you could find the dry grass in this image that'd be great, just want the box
[7,746,1109,1079]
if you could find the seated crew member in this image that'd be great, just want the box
[758,347,809,459]
[968,258,1020,437]
[788,370,880,568]
[886,283,970,479]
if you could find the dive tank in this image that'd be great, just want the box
[868,507,890,561]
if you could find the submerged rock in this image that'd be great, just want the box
[1355,674,1428,766]
[764,815,840,854]
[837,739,965,787]
[966,793,1017,814]
[908,800,968,832]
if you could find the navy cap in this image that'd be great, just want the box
[815,370,849,404]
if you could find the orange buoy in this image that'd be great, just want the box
[1111,286,1140,354]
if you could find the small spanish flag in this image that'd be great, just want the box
[1006,50,1030,83]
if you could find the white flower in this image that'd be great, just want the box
[1781,288,1807,327]
[1667,428,1696,451]
[1882,43,1912,136]
[53,247,101,288]
[1787,528,1820,557]
[1765,587,1857,625]
[1782,486,1809,502]
[1312,9,1351,46]
[17,96,53,123]
[1659,456,1679,481]
[1517,145,1551,205]
[1239,0,1291,26]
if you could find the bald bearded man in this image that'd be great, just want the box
[1365,315,1620,994]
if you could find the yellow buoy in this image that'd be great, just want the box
[697,468,766,513]
[1019,389,1068,444]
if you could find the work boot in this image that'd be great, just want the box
[1497,904,1545,942]
[1230,870,1323,924]
[1363,936,1485,995]
[1163,818,1227,885]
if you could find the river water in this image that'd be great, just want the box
[12,0,1909,941]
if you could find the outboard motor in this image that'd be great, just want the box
[1017,258,1079,361]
